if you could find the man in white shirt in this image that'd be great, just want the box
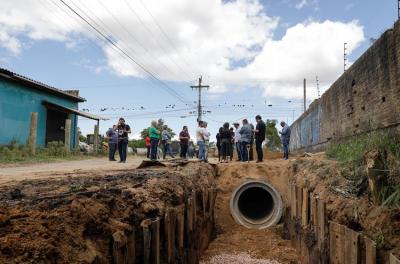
[202,122,211,162]
[233,122,242,161]
[196,121,206,161]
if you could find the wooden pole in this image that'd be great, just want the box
[151,218,160,264]
[112,231,128,264]
[127,228,135,264]
[28,112,38,154]
[64,119,71,152]
[141,220,151,264]
[94,122,99,153]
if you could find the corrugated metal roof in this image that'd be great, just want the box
[43,101,107,121]
[0,68,86,102]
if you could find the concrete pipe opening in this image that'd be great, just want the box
[230,180,283,229]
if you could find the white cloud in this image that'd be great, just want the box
[0,0,365,101]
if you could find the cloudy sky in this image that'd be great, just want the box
[0,0,396,139]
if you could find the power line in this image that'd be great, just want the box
[138,0,203,77]
[96,0,191,83]
[58,0,192,105]
[122,0,193,81]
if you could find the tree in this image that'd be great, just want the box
[265,120,281,151]
[139,118,175,139]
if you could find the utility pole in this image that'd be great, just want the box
[191,76,209,122]
[303,78,307,113]
[344,42,348,72]
[398,0,400,20]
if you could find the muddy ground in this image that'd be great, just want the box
[0,160,216,263]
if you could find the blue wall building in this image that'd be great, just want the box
[0,68,100,150]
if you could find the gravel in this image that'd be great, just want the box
[200,252,281,264]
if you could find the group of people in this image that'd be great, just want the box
[214,116,291,163]
[105,116,291,163]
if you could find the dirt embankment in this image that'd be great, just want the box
[0,161,216,264]
[287,153,400,259]
[201,158,299,264]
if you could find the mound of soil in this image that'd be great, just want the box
[0,161,215,263]
[287,153,400,259]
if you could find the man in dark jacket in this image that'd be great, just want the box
[279,121,291,160]
[254,115,266,163]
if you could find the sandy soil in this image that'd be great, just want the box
[201,156,299,264]
[0,156,146,185]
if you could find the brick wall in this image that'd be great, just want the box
[290,21,400,152]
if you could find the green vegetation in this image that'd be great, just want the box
[0,141,82,164]
[265,120,282,150]
[326,131,400,164]
[326,131,400,208]
[128,139,146,152]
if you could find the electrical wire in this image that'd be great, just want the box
[58,0,193,106]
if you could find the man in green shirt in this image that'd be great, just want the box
[148,120,160,160]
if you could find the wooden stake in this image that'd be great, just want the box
[151,218,160,264]
[317,199,326,250]
[28,112,38,154]
[141,220,151,264]
[112,231,128,264]
[176,205,185,250]
[301,188,309,227]
[64,118,71,152]
[364,237,376,264]
[208,188,217,221]
[345,227,359,264]
[127,228,135,264]
[165,208,176,263]
[290,184,297,219]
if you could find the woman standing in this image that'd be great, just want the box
[220,122,232,163]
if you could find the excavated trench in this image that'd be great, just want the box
[0,160,295,264]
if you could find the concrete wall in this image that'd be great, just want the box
[290,21,400,152]
[0,79,78,149]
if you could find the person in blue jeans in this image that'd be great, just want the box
[196,121,206,161]
[279,121,291,160]
[161,125,175,159]
[148,120,160,161]
[116,118,131,163]
[238,119,252,162]
[106,125,118,161]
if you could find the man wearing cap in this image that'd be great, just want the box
[117,118,131,163]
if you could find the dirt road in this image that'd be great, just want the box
[0,156,144,185]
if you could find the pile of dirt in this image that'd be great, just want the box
[287,153,400,258]
[201,159,298,264]
[0,161,216,263]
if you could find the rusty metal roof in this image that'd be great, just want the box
[0,68,86,102]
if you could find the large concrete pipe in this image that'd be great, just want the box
[230,180,283,229]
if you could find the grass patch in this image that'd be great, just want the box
[326,131,400,164]
[326,131,400,208]
[0,141,100,164]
